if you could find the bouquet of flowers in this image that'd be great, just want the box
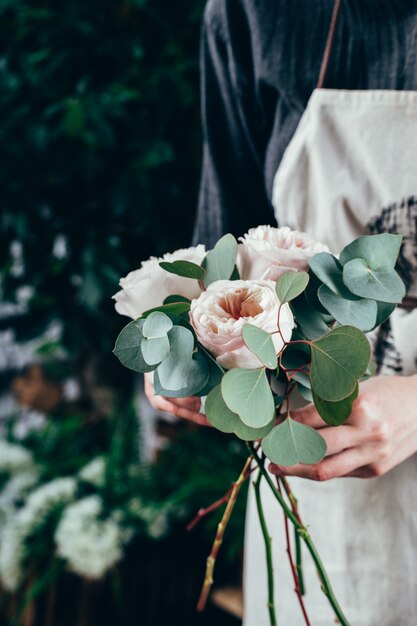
[113,225,405,626]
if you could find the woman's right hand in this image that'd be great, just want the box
[144,373,210,426]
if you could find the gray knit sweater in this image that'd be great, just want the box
[194,0,417,247]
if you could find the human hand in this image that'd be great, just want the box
[144,372,210,426]
[269,375,417,481]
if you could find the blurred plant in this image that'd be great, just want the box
[0,0,205,392]
[0,404,247,619]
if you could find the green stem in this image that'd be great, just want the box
[254,471,277,626]
[249,443,350,626]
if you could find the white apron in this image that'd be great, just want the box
[243,87,417,626]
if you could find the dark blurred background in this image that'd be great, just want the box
[0,1,246,624]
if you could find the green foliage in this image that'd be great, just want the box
[0,0,205,384]
[205,385,274,441]
[142,312,173,339]
[308,235,405,333]
[222,368,275,428]
[275,270,309,304]
[242,323,277,370]
[113,319,154,373]
[153,351,209,397]
[202,234,238,286]
[310,326,371,402]
[312,385,358,426]
[261,418,327,466]
[159,260,205,280]
[317,285,378,331]
[156,326,195,390]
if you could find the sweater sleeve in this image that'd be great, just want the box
[192,0,275,248]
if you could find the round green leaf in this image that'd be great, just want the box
[292,297,330,340]
[339,233,402,268]
[153,352,210,397]
[141,335,170,366]
[309,252,347,295]
[113,320,154,373]
[157,326,194,391]
[242,323,277,369]
[142,311,173,339]
[205,385,274,441]
[312,384,358,426]
[318,285,378,331]
[275,271,309,304]
[202,234,238,286]
[221,368,275,428]
[262,418,327,466]
[159,260,205,280]
[343,258,405,303]
[310,326,371,402]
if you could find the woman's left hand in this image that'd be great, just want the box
[269,374,417,481]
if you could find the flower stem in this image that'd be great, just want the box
[248,443,350,626]
[279,477,306,595]
[276,479,311,625]
[254,470,278,626]
[196,454,253,612]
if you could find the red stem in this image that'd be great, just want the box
[186,466,257,532]
[276,479,312,626]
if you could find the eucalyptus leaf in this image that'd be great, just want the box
[202,234,238,286]
[153,351,209,397]
[375,301,396,327]
[309,252,347,295]
[281,345,311,387]
[310,326,371,402]
[292,297,330,340]
[159,260,205,280]
[343,258,405,303]
[242,323,277,370]
[312,384,358,426]
[275,271,309,304]
[163,294,191,305]
[339,233,402,268]
[262,418,327,466]
[142,302,191,317]
[222,368,275,428]
[157,326,194,391]
[297,383,314,403]
[113,320,154,373]
[142,311,173,339]
[205,385,275,441]
[141,335,170,365]
[318,284,378,331]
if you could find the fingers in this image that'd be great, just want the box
[291,404,327,429]
[320,425,359,457]
[143,373,208,426]
[269,447,368,482]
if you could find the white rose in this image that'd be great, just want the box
[113,245,206,319]
[238,225,328,281]
[189,279,294,370]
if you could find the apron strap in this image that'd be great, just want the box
[317,0,342,89]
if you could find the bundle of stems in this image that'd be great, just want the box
[191,443,350,626]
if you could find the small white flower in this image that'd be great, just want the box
[0,441,34,474]
[55,496,125,580]
[0,477,76,591]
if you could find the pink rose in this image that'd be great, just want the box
[238,225,328,281]
[189,279,294,370]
